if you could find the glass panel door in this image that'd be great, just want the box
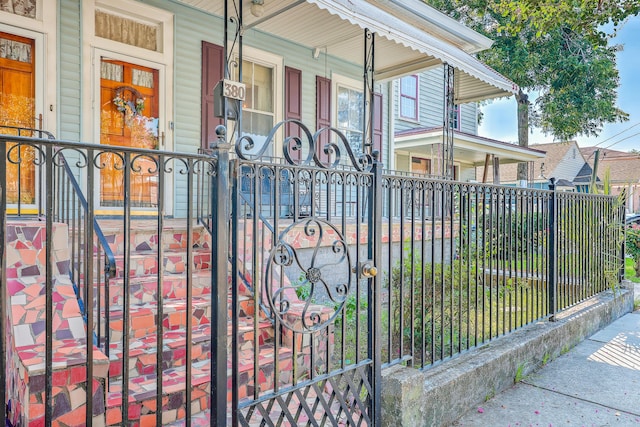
[99,58,159,208]
[0,31,36,206]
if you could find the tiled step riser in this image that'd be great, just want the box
[106,300,213,344]
[111,251,212,278]
[108,340,212,379]
[236,348,295,400]
[100,227,211,257]
[230,319,275,354]
[107,316,274,382]
[105,382,211,427]
[101,273,213,307]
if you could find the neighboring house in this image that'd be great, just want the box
[1,0,523,218]
[484,141,596,191]
[581,147,640,213]
[390,68,545,181]
[381,0,545,182]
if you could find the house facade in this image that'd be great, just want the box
[581,146,640,212]
[487,141,596,191]
[1,0,523,218]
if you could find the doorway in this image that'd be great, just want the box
[99,58,159,208]
[0,31,36,206]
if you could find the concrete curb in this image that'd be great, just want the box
[381,283,634,427]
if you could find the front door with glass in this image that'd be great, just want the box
[0,31,36,208]
[99,58,159,208]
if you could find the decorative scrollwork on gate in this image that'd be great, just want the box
[264,218,352,333]
[235,119,374,172]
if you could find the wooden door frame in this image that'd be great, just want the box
[91,48,171,215]
[0,26,46,214]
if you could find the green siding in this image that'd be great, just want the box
[58,0,82,141]
[54,0,391,215]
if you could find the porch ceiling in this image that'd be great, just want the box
[177,0,518,103]
[394,128,546,165]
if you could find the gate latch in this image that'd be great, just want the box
[354,260,378,279]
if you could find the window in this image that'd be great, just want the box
[336,83,364,153]
[237,59,275,151]
[399,75,418,120]
[448,104,460,130]
[95,10,159,51]
[0,0,37,19]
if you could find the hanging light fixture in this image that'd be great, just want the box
[250,0,265,17]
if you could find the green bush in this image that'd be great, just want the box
[626,225,640,277]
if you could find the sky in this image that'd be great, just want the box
[478,16,640,152]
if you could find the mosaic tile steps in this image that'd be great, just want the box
[98,219,211,256]
[105,314,275,389]
[109,248,212,278]
[107,323,213,379]
[102,271,213,307]
[104,295,213,341]
[101,274,255,321]
[5,221,111,427]
[104,346,294,426]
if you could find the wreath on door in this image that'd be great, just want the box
[112,86,145,125]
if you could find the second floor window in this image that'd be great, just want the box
[399,75,418,121]
[448,104,460,130]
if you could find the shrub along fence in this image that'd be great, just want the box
[373,175,626,370]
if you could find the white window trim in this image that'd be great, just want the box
[82,0,174,146]
[449,104,461,131]
[82,0,174,213]
[398,75,420,123]
[0,0,57,135]
[237,45,283,153]
[332,73,365,149]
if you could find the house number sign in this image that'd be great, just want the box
[222,79,246,101]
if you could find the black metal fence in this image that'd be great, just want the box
[0,123,626,427]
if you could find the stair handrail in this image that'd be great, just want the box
[58,148,117,278]
[0,126,116,278]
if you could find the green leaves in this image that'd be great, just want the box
[425,0,632,141]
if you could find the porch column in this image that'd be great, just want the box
[224,0,243,144]
[442,64,455,179]
[482,154,491,183]
[364,28,375,155]
[492,156,500,185]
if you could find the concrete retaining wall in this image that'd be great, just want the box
[381,282,634,427]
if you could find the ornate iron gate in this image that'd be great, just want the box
[210,121,382,425]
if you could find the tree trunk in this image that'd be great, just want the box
[516,89,530,183]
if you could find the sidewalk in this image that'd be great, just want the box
[453,309,640,426]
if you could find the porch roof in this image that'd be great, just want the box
[394,127,546,165]
[179,0,518,103]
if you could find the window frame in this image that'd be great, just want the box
[232,46,283,153]
[399,74,419,121]
[332,73,365,154]
[449,103,461,130]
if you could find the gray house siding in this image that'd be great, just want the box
[459,103,477,134]
[393,67,479,135]
[552,144,587,182]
